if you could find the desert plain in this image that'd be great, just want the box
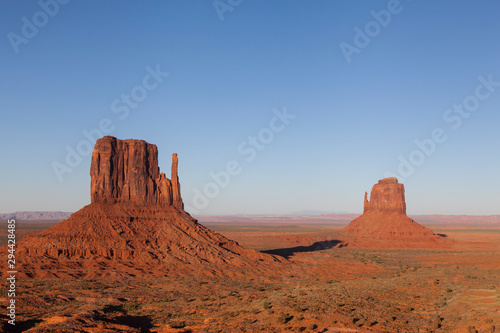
[1,214,499,333]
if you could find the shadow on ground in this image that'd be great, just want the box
[13,319,43,332]
[102,304,154,332]
[262,240,344,259]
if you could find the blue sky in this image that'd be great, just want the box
[1,0,499,215]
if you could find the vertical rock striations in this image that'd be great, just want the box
[363,177,406,214]
[90,136,183,208]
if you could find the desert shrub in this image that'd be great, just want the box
[294,305,307,312]
[263,302,270,309]
[277,313,293,324]
[467,326,477,333]
[170,321,186,329]
[431,316,443,329]
[308,323,318,330]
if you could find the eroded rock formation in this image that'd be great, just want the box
[345,178,447,244]
[90,136,183,209]
[363,177,406,214]
[10,136,283,278]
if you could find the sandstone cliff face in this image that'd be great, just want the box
[363,177,406,214]
[90,136,183,209]
[345,178,446,244]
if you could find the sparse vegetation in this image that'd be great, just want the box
[277,312,293,324]
[4,223,499,332]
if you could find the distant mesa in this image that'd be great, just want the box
[10,136,283,279]
[344,177,449,245]
[0,211,72,220]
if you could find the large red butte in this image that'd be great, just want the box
[12,136,283,278]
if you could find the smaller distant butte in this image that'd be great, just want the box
[344,177,452,246]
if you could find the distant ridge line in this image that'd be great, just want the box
[0,211,73,220]
[2,211,499,224]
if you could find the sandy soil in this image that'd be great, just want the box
[1,218,499,332]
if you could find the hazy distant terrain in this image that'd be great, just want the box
[196,214,500,226]
[410,215,500,225]
[3,211,498,224]
[0,211,72,220]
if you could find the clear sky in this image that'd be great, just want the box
[1,1,499,215]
